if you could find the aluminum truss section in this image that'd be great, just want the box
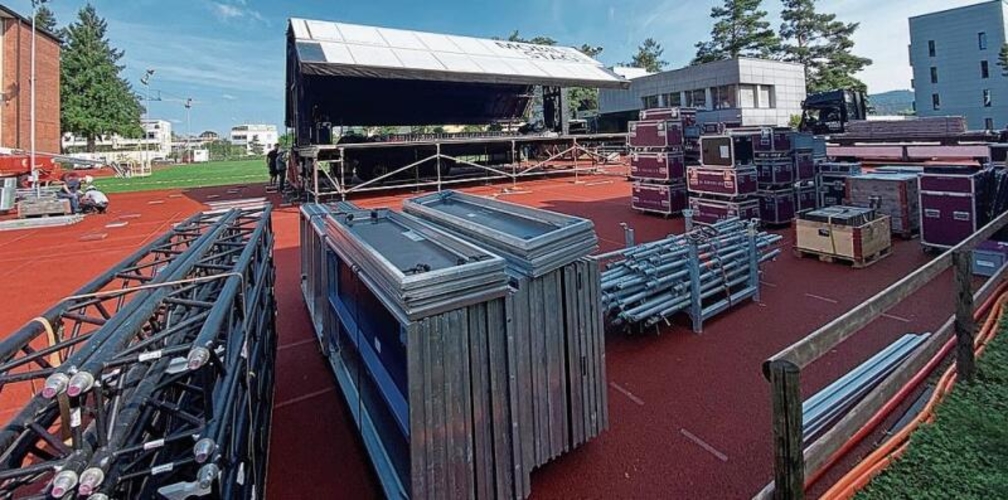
[0,206,277,500]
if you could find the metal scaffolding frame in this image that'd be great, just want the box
[295,133,628,201]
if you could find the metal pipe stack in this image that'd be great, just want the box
[600,218,781,333]
[802,333,929,443]
[403,190,607,492]
[0,206,277,500]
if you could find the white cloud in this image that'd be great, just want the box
[222,94,237,101]
[209,1,267,25]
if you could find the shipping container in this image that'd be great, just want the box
[632,182,688,215]
[630,152,686,182]
[700,135,755,167]
[687,165,759,198]
[688,196,761,225]
[628,120,684,149]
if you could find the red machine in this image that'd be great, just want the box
[0,153,62,187]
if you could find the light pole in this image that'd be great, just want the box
[140,69,154,171]
[30,0,49,197]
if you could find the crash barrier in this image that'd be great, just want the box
[300,192,607,499]
[0,206,277,499]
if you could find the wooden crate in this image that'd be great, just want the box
[795,215,892,268]
[17,198,70,218]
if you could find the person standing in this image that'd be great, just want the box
[275,148,287,192]
[266,144,279,186]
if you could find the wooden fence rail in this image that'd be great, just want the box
[758,208,1008,499]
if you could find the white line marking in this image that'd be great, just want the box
[680,428,729,462]
[278,337,318,351]
[805,293,839,304]
[760,281,778,288]
[274,387,336,410]
[609,382,645,406]
[881,313,911,323]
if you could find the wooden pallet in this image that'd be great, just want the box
[793,246,891,269]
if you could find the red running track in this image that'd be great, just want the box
[0,175,955,499]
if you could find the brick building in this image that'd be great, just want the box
[0,5,61,153]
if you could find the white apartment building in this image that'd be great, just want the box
[230,124,278,155]
[61,119,173,163]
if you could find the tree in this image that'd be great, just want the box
[568,44,605,117]
[693,0,779,65]
[779,0,872,93]
[627,38,668,73]
[278,132,294,148]
[34,5,58,33]
[504,30,557,46]
[248,137,264,156]
[61,4,143,152]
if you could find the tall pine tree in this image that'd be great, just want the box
[628,38,667,73]
[693,0,779,65]
[61,4,143,152]
[568,44,604,117]
[33,6,58,33]
[779,0,872,93]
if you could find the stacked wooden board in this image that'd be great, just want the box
[301,194,608,499]
[628,107,698,216]
[844,116,967,139]
[847,173,920,238]
[404,190,607,488]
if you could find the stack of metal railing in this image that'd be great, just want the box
[404,191,607,496]
[802,333,930,443]
[313,205,516,499]
[600,218,781,332]
[0,206,277,500]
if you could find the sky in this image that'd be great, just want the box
[5,0,987,136]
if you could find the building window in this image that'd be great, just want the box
[985,118,995,130]
[930,67,938,84]
[712,85,737,109]
[932,93,940,110]
[739,84,756,108]
[979,32,988,50]
[685,89,707,109]
[758,86,774,108]
[982,60,990,79]
[984,89,992,107]
[641,95,659,109]
[662,92,682,107]
[928,40,935,57]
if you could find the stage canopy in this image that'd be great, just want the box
[285,18,629,134]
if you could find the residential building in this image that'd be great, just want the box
[230,124,278,155]
[0,4,62,153]
[909,1,1008,130]
[61,119,173,162]
[598,58,806,130]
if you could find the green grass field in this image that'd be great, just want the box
[93,158,269,193]
[856,321,1008,499]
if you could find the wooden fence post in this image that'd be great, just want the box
[769,360,804,500]
[953,250,976,381]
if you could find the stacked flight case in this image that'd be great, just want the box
[687,133,761,224]
[628,107,699,216]
[847,173,921,239]
[816,161,863,208]
[750,128,818,225]
[919,166,995,250]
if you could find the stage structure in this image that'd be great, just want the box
[285,18,630,199]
